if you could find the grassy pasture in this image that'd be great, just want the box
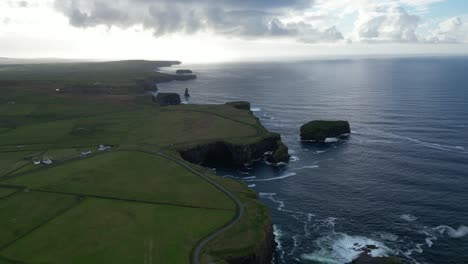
[1,198,234,264]
[0,60,274,263]
[0,188,16,198]
[5,151,235,210]
[0,191,79,249]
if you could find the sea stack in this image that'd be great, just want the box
[184,88,190,97]
[300,120,350,142]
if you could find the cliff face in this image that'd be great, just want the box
[179,133,289,168]
[226,223,276,264]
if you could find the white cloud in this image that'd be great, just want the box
[426,16,468,43]
[353,6,420,42]
[53,0,343,43]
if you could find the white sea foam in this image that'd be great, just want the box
[405,243,424,256]
[363,129,467,153]
[247,184,256,188]
[425,238,434,247]
[288,149,295,154]
[259,192,276,196]
[223,175,256,180]
[295,165,319,170]
[259,192,285,211]
[325,138,339,143]
[274,162,288,167]
[290,156,300,162]
[434,225,468,238]
[378,232,399,242]
[251,107,261,112]
[302,233,392,264]
[323,217,338,228]
[314,150,327,154]
[401,214,418,222]
[273,225,286,262]
[273,225,283,250]
[246,172,296,182]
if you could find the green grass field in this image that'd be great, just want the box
[0,188,17,198]
[0,60,274,263]
[1,198,233,264]
[5,151,235,210]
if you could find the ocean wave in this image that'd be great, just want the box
[273,225,286,262]
[302,233,393,264]
[223,175,256,180]
[251,107,262,112]
[378,232,399,242]
[322,217,338,228]
[401,214,418,222]
[294,165,319,170]
[246,172,296,182]
[434,225,468,238]
[273,225,283,250]
[247,184,256,188]
[290,156,300,162]
[259,192,285,211]
[314,150,327,154]
[405,243,424,256]
[325,138,339,143]
[359,129,467,154]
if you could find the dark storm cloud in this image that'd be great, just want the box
[54,0,343,43]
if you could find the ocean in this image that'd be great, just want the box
[158,57,468,264]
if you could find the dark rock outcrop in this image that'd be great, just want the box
[350,254,404,264]
[226,223,276,264]
[268,141,289,164]
[300,120,351,142]
[176,69,193,74]
[184,88,190,97]
[226,101,251,111]
[153,93,181,106]
[179,133,289,168]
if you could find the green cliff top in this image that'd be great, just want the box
[0,61,275,264]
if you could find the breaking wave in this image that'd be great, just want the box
[246,172,296,182]
[401,214,418,222]
[434,225,468,238]
[302,233,393,264]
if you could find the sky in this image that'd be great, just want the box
[1,0,468,62]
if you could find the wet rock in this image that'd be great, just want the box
[350,254,404,264]
[267,141,290,164]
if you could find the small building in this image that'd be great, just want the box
[41,159,52,165]
[81,151,92,157]
[98,145,111,151]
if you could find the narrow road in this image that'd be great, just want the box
[156,152,245,264]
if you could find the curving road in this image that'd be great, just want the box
[156,152,244,264]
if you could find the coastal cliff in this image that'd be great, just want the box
[200,177,277,264]
[226,222,276,264]
[179,132,289,168]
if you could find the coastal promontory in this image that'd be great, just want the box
[0,60,278,264]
